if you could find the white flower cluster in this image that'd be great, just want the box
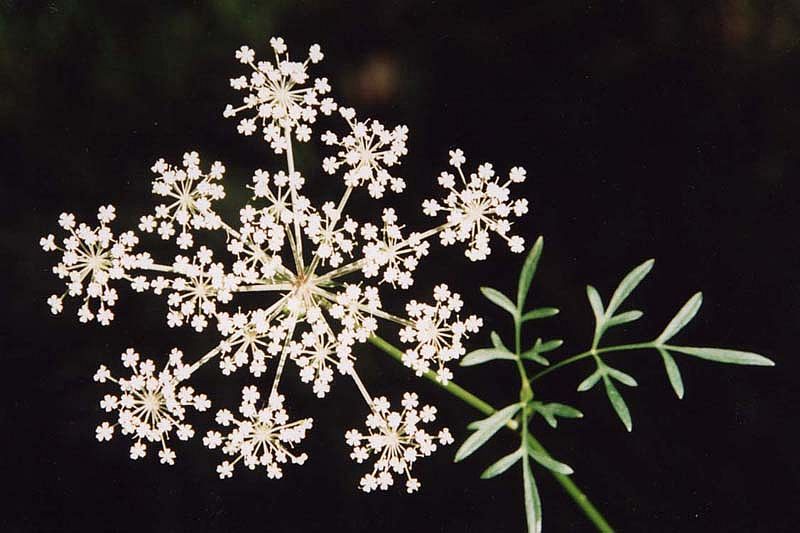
[399,284,483,383]
[224,37,336,153]
[42,36,531,491]
[322,108,408,198]
[41,206,141,325]
[141,153,225,249]
[93,348,209,464]
[346,393,453,493]
[205,388,312,479]
[423,149,529,260]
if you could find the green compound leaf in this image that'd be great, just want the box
[525,438,574,475]
[656,292,703,343]
[659,348,685,399]
[480,448,523,479]
[517,236,544,310]
[667,346,775,366]
[481,287,518,318]
[521,307,560,322]
[603,376,633,432]
[522,456,543,533]
[606,259,654,317]
[455,403,522,462]
[461,348,516,367]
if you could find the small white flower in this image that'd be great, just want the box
[236,46,255,64]
[95,422,114,441]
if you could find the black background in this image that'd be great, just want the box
[2,1,799,532]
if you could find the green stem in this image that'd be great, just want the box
[367,335,614,533]
[529,342,655,382]
[367,335,518,430]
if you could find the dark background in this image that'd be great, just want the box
[2,1,799,531]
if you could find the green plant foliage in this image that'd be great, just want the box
[455,403,522,462]
[453,236,773,532]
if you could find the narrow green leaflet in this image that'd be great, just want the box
[521,307,559,322]
[517,236,544,309]
[481,287,518,317]
[667,346,774,366]
[605,259,654,317]
[605,366,638,387]
[480,448,523,479]
[656,292,703,343]
[455,403,522,462]
[520,338,562,365]
[535,338,563,353]
[530,401,583,428]
[577,369,603,392]
[525,438,574,475]
[603,376,633,431]
[490,330,509,351]
[605,310,643,328]
[520,351,550,366]
[659,348,685,399]
[546,403,583,418]
[462,348,516,367]
[522,455,543,533]
[586,285,604,324]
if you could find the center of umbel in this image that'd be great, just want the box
[143,392,161,414]
[287,272,317,315]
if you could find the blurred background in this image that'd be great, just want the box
[2,1,799,531]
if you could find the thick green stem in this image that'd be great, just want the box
[367,335,614,532]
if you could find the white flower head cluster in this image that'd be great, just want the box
[322,107,408,198]
[140,153,225,249]
[205,388,312,479]
[361,208,429,289]
[346,393,454,493]
[216,309,286,377]
[41,206,141,325]
[423,148,530,260]
[93,348,209,465]
[43,36,531,492]
[399,284,483,383]
[224,37,336,153]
